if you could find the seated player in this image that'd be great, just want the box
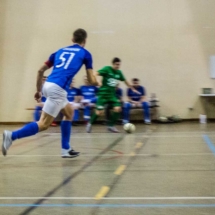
[123,78,151,124]
[79,76,98,122]
[67,80,81,124]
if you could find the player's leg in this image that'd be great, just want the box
[34,106,42,121]
[2,82,67,156]
[83,104,91,122]
[86,97,104,133]
[60,103,80,158]
[73,109,79,122]
[83,98,97,122]
[2,111,54,156]
[33,103,44,121]
[122,102,132,124]
[86,109,103,133]
[107,98,121,133]
[104,103,111,125]
[142,101,151,124]
[70,102,80,125]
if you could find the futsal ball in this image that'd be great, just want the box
[123,123,136,133]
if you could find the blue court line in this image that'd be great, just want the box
[202,135,215,156]
[0,204,215,208]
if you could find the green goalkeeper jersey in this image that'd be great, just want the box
[97,66,126,96]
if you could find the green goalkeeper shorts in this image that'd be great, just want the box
[96,96,121,110]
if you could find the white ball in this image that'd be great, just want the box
[123,123,136,133]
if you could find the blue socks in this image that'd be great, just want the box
[73,109,79,121]
[34,106,42,121]
[12,122,39,141]
[61,121,72,150]
[84,106,91,121]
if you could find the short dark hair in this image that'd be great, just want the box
[132,78,139,82]
[73,29,87,44]
[112,57,121,64]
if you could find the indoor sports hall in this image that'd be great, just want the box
[1,1,215,215]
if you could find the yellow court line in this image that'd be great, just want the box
[129,152,136,156]
[135,142,143,149]
[95,186,110,200]
[114,165,127,175]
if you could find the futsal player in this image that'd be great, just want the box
[80,76,98,122]
[123,78,151,124]
[86,57,139,133]
[2,29,97,158]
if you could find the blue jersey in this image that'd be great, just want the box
[67,87,80,102]
[46,44,93,90]
[80,85,98,99]
[127,86,145,101]
[116,88,123,99]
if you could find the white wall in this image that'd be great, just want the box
[1,0,215,122]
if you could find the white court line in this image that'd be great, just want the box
[5,153,213,157]
[0,197,215,200]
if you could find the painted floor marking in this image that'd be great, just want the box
[135,142,143,149]
[95,186,110,200]
[114,165,127,175]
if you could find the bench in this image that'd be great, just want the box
[26,99,159,123]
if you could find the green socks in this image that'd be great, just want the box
[108,112,120,127]
[90,113,99,124]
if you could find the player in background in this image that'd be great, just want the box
[86,57,139,133]
[67,80,81,125]
[80,76,98,122]
[123,78,151,124]
[2,29,97,158]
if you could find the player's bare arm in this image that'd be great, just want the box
[124,80,141,95]
[86,69,98,86]
[35,64,49,102]
[94,71,102,86]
